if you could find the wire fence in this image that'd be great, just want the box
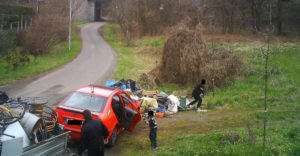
[0,13,33,32]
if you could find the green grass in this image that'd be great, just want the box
[178,42,299,155]
[102,24,162,81]
[0,22,85,85]
[102,23,300,155]
[145,38,166,47]
[156,83,180,95]
[205,42,300,112]
[73,20,89,26]
[102,24,179,92]
[151,125,300,156]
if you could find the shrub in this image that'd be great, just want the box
[21,0,69,58]
[4,48,29,70]
[0,30,15,56]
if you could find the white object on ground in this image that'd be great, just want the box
[186,99,190,106]
[167,95,179,113]
[130,95,139,101]
[197,109,207,112]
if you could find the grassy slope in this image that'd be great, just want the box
[152,42,300,156]
[0,21,88,85]
[103,24,300,155]
[102,24,165,84]
[103,24,181,94]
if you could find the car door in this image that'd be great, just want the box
[112,93,141,132]
[120,93,134,109]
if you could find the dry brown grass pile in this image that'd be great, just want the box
[201,48,246,88]
[158,29,207,86]
[140,28,246,88]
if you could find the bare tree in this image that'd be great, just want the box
[113,0,138,46]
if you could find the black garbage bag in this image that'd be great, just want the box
[0,91,9,105]
[113,79,126,88]
[128,79,141,92]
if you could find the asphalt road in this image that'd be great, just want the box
[0,22,118,106]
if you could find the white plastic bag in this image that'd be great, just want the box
[167,95,179,113]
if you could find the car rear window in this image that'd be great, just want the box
[62,92,107,113]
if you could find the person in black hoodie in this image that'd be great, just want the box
[187,79,206,111]
[78,109,109,156]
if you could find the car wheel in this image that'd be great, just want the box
[107,127,118,147]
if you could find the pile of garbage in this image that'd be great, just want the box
[106,79,190,118]
[106,79,141,93]
[0,91,66,155]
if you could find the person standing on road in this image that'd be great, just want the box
[78,109,109,156]
[187,79,206,112]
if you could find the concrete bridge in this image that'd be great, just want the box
[74,0,111,22]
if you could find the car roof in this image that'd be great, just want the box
[76,85,118,97]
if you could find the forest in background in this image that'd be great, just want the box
[104,0,300,45]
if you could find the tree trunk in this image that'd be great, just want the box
[277,0,283,35]
[250,0,262,32]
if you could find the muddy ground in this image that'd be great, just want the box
[66,108,245,156]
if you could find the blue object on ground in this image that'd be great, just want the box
[120,84,127,90]
[160,91,166,95]
[157,106,166,113]
[106,80,116,87]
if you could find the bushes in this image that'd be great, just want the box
[1,0,69,70]
[22,16,68,58]
[20,0,69,58]
[0,30,15,56]
[201,48,246,88]
[4,49,29,70]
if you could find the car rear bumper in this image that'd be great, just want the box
[64,127,81,140]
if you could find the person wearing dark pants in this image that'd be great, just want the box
[78,109,109,156]
[148,110,157,150]
[188,79,206,111]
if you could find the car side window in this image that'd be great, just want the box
[120,93,131,106]
[121,92,131,100]
[112,94,123,120]
[113,94,123,108]
[113,94,120,103]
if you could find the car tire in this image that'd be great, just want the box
[107,127,118,147]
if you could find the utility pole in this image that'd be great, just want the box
[68,0,72,51]
[263,36,270,149]
[36,0,40,14]
[21,15,23,30]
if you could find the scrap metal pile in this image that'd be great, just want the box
[0,91,67,156]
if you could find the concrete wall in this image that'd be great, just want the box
[73,0,94,22]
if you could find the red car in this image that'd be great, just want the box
[54,85,141,146]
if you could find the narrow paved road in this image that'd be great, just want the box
[0,22,118,106]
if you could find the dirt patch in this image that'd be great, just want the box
[65,110,247,155]
[114,110,247,154]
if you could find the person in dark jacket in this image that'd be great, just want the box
[78,109,109,156]
[188,79,206,111]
